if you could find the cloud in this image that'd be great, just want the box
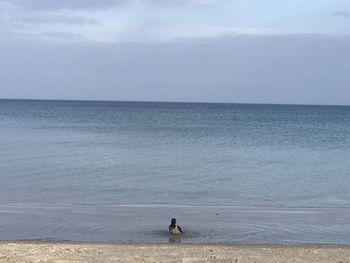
[333,11,350,18]
[1,0,128,10]
[19,13,98,25]
[0,0,218,41]
[39,31,87,40]
[146,0,218,7]
[0,1,99,40]
[2,0,218,11]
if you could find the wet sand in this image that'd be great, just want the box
[0,242,349,262]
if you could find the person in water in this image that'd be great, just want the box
[169,218,183,235]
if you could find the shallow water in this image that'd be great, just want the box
[0,203,349,244]
[0,99,350,243]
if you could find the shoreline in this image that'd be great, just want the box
[2,240,350,247]
[1,241,350,262]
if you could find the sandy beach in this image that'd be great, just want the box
[0,242,349,262]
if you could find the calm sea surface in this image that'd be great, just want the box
[0,99,350,244]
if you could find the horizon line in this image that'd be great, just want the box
[0,97,349,107]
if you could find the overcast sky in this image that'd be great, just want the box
[0,0,350,105]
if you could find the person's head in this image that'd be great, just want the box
[171,218,176,225]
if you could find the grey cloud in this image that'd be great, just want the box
[2,0,216,10]
[0,34,349,105]
[40,31,87,40]
[146,0,217,7]
[1,0,129,10]
[20,13,98,25]
[0,1,98,38]
[333,11,350,18]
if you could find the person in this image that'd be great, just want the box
[168,218,183,235]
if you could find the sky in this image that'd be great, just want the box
[0,0,350,105]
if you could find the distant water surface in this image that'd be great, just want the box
[0,99,349,244]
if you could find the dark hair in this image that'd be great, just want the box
[171,218,176,225]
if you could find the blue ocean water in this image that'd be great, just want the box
[0,99,350,243]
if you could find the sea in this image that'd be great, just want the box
[0,99,350,244]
